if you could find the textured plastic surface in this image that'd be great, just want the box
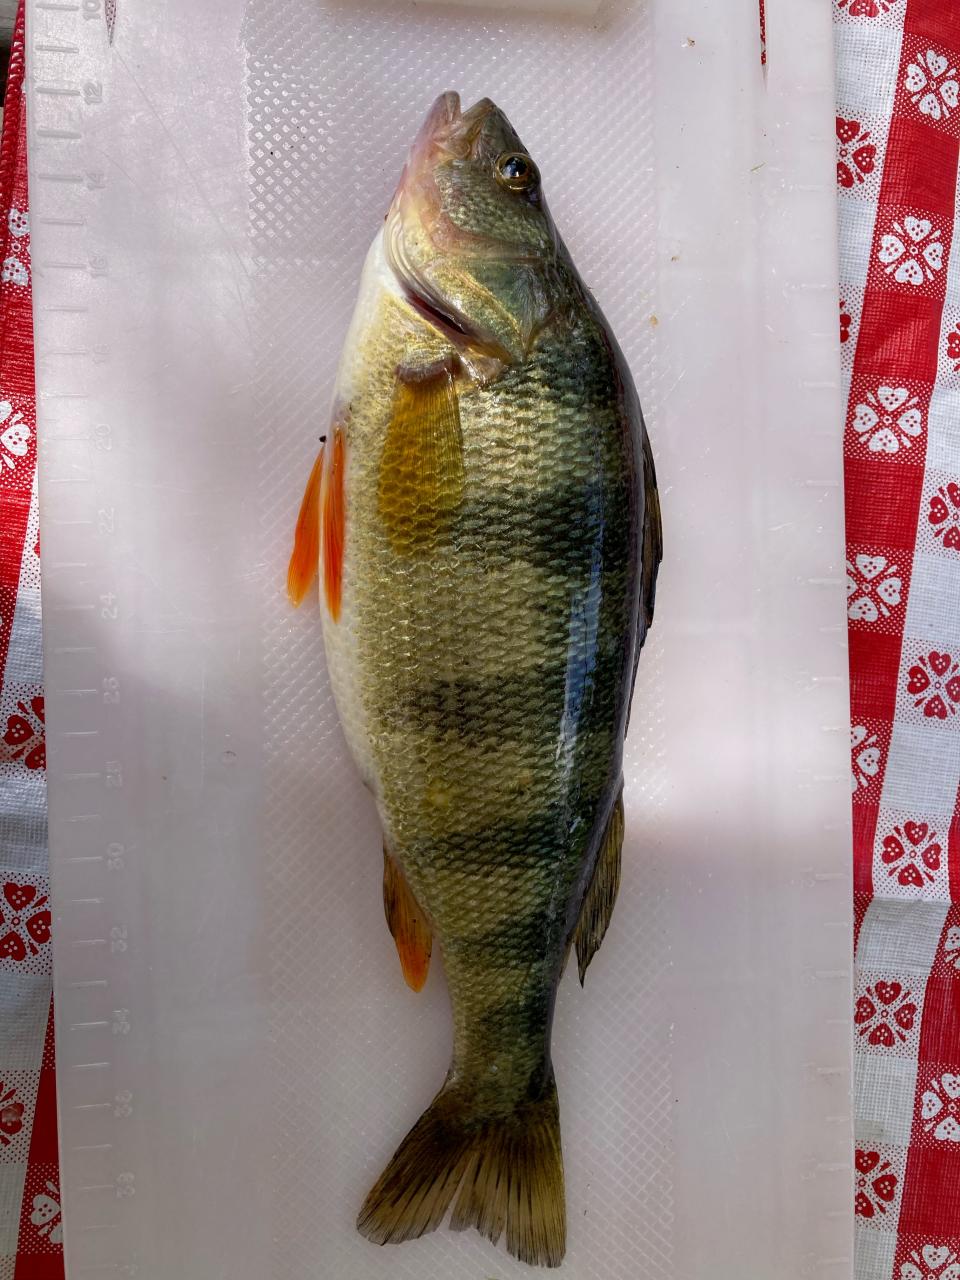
[27,0,852,1277]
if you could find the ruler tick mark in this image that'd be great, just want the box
[63,855,104,864]
[37,127,82,141]
[71,1143,113,1152]
[70,1062,110,1071]
[35,84,82,97]
[70,1021,110,1030]
[69,979,109,989]
[34,42,80,54]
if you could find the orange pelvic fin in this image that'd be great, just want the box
[286,445,325,608]
[322,426,346,621]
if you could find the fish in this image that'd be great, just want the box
[287,91,662,1268]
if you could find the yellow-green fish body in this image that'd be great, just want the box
[288,92,661,1269]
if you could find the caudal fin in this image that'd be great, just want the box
[357,1074,565,1268]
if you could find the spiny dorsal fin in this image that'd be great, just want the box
[626,419,662,730]
[574,786,624,986]
[383,846,432,992]
[377,362,464,555]
[286,445,325,607]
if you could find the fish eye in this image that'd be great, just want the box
[495,152,539,192]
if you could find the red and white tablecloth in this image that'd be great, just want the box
[839,3,960,1275]
[0,7,62,1277]
[1,1,959,1275]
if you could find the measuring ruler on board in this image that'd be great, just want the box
[28,1,145,1275]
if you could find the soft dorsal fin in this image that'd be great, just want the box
[377,362,465,555]
[383,846,433,992]
[627,419,662,715]
[286,445,325,607]
[573,786,624,985]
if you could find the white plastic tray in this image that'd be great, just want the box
[27,0,852,1277]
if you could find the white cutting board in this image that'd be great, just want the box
[27,0,852,1277]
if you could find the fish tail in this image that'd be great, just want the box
[357,1071,565,1268]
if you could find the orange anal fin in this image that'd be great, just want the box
[383,846,432,992]
[322,427,346,621]
[286,446,325,608]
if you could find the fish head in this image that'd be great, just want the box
[387,92,561,366]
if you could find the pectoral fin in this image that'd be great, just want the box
[573,786,624,986]
[377,362,465,555]
[383,846,433,992]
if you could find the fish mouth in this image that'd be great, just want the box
[385,90,494,251]
[412,91,497,157]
